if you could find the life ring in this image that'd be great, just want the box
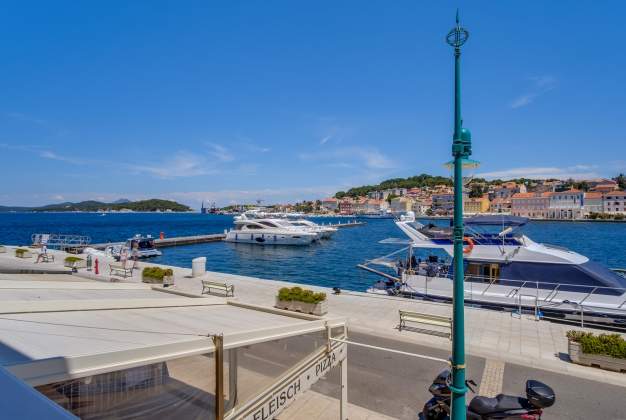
[463,237,474,254]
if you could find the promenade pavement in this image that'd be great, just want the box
[1,246,625,389]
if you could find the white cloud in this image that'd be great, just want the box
[39,150,86,165]
[320,135,333,145]
[167,186,340,207]
[510,75,557,109]
[132,151,216,178]
[299,146,395,170]
[207,143,234,162]
[5,112,47,126]
[477,165,599,180]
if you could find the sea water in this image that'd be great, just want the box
[1,212,625,291]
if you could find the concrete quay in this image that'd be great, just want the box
[2,249,626,419]
[2,246,624,387]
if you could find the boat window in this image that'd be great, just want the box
[258,221,278,227]
[244,224,264,230]
[466,263,500,283]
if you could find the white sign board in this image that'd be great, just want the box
[242,343,346,420]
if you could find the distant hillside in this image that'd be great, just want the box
[335,174,453,198]
[0,199,192,213]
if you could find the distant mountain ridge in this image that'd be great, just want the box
[0,199,192,213]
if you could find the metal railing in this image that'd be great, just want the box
[409,272,626,329]
[31,233,91,250]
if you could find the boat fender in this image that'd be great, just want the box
[463,237,474,254]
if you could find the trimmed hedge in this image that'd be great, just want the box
[277,286,326,304]
[567,330,626,359]
[15,248,29,256]
[64,256,83,263]
[142,267,174,283]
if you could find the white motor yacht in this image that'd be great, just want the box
[107,234,162,260]
[361,212,626,326]
[225,217,318,245]
[287,219,337,239]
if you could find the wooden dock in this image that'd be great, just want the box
[87,233,225,250]
[154,233,225,247]
[327,221,366,228]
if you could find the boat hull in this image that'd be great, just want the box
[225,232,315,246]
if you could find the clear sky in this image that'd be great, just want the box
[1,1,625,208]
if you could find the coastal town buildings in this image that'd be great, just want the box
[321,198,339,212]
[604,191,626,214]
[322,178,625,219]
[511,192,550,218]
[583,192,604,215]
[490,182,526,200]
[592,182,620,193]
[489,197,512,214]
[464,195,490,214]
[431,193,455,215]
[412,199,432,215]
[390,196,413,213]
[547,189,584,220]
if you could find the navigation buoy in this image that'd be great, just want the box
[463,237,474,254]
[160,232,165,240]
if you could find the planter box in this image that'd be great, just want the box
[64,259,86,268]
[275,297,328,316]
[569,340,626,372]
[142,275,164,284]
[15,250,32,258]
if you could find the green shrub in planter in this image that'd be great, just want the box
[15,248,30,258]
[567,330,626,359]
[277,286,326,303]
[142,267,174,284]
[64,256,86,268]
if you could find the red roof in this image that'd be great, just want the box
[553,189,581,194]
[511,193,535,199]
[584,192,603,199]
[605,191,626,196]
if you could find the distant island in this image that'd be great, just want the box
[0,199,192,213]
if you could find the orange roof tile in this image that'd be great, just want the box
[584,192,603,199]
[512,193,535,199]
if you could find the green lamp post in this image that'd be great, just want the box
[446,10,472,420]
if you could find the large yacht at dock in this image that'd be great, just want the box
[362,213,626,326]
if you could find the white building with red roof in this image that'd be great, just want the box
[604,190,626,214]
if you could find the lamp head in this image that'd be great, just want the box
[446,9,469,49]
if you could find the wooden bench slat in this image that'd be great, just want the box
[201,280,234,297]
[399,310,452,339]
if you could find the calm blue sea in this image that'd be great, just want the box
[1,212,625,291]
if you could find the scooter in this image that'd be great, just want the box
[422,369,555,420]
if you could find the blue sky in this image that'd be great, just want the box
[1,1,625,207]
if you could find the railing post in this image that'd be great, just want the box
[213,334,225,420]
[340,325,348,420]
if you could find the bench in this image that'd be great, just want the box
[37,253,55,263]
[109,263,133,280]
[201,280,234,297]
[399,310,452,339]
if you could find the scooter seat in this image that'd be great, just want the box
[469,394,530,415]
